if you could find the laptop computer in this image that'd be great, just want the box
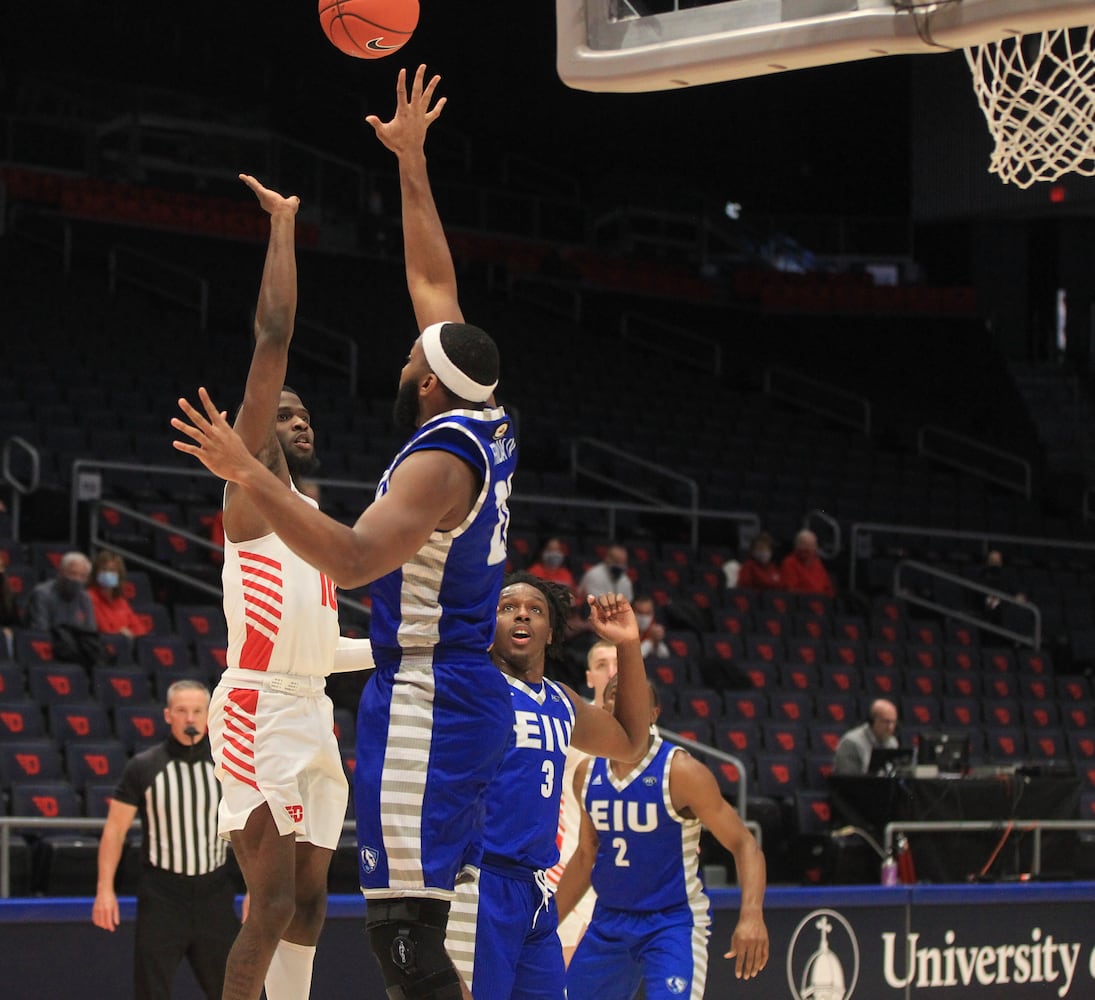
[868,746,915,776]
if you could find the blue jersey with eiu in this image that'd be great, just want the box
[368,406,517,656]
[582,735,704,913]
[481,674,576,871]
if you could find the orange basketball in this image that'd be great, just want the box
[318,0,419,60]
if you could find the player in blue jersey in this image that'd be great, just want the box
[447,572,652,999]
[557,678,769,999]
[173,65,517,1000]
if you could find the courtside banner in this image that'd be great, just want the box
[707,883,1095,999]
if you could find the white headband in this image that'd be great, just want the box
[420,322,498,403]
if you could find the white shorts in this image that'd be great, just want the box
[208,672,347,850]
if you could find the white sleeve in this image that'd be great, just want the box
[329,636,376,674]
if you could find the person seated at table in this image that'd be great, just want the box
[833,698,898,775]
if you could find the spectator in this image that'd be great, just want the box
[737,532,782,591]
[632,593,669,659]
[27,550,103,668]
[974,549,1026,627]
[87,550,152,640]
[832,698,899,775]
[26,550,96,633]
[92,679,240,999]
[0,550,19,656]
[578,543,633,602]
[780,529,835,598]
[527,536,576,588]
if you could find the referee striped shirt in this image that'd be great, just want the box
[113,735,228,876]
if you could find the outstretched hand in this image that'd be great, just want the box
[725,912,769,981]
[365,64,446,157]
[587,593,640,646]
[171,387,262,484]
[239,174,299,217]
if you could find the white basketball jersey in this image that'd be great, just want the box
[221,488,340,677]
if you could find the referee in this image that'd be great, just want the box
[92,679,241,999]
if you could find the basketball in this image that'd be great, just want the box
[318,0,419,60]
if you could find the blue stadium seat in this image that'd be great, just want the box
[93,667,153,709]
[0,740,64,786]
[0,702,45,740]
[27,663,91,704]
[64,740,128,790]
[795,790,833,835]
[0,662,25,701]
[48,703,111,744]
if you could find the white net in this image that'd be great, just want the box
[965,26,1095,189]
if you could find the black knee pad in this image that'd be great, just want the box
[366,898,463,1000]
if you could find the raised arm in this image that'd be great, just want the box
[223,175,301,542]
[172,388,477,588]
[232,175,300,459]
[567,594,650,763]
[367,65,463,330]
[554,758,598,923]
[670,753,768,981]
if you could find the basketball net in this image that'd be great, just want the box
[965,26,1095,189]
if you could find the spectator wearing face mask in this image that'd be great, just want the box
[737,532,782,591]
[527,537,576,588]
[88,550,152,639]
[632,594,669,659]
[781,529,836,597]
[578,543,634,603]
[27,550,97,633]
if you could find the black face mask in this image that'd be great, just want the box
[57,579,81,600]
[608,564,625,581]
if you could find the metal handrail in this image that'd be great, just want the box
[805,508,842,559]
[570,437,700,545]
[0,816,363,898]
[108,246,209,332]
[763,366,872,435]
[657,729,760,851]
[2,437,40,542]
[505,273,583,325]
[917,424,1032,499]
[846,520,1095,593]
[882,820,1095,878]
[293,318,360,398]
[9,207,73,275]
[893,559,1041,649]
[620,312,722,376]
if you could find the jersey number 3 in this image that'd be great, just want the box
[487,474,513,567]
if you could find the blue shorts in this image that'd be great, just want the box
[566,902,711,1000]
[448,857,564,1000]
[354,647,511,898]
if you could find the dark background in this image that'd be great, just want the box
[1,1,913,217]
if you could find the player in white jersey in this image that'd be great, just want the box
[204,175,373,1000]
[174,67,516,1000]
[548,640,617,964]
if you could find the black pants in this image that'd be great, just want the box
[134,866,239,1000]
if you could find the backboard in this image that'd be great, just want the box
[556,0,1095,92]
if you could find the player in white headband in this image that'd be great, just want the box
[173,64,516,999]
